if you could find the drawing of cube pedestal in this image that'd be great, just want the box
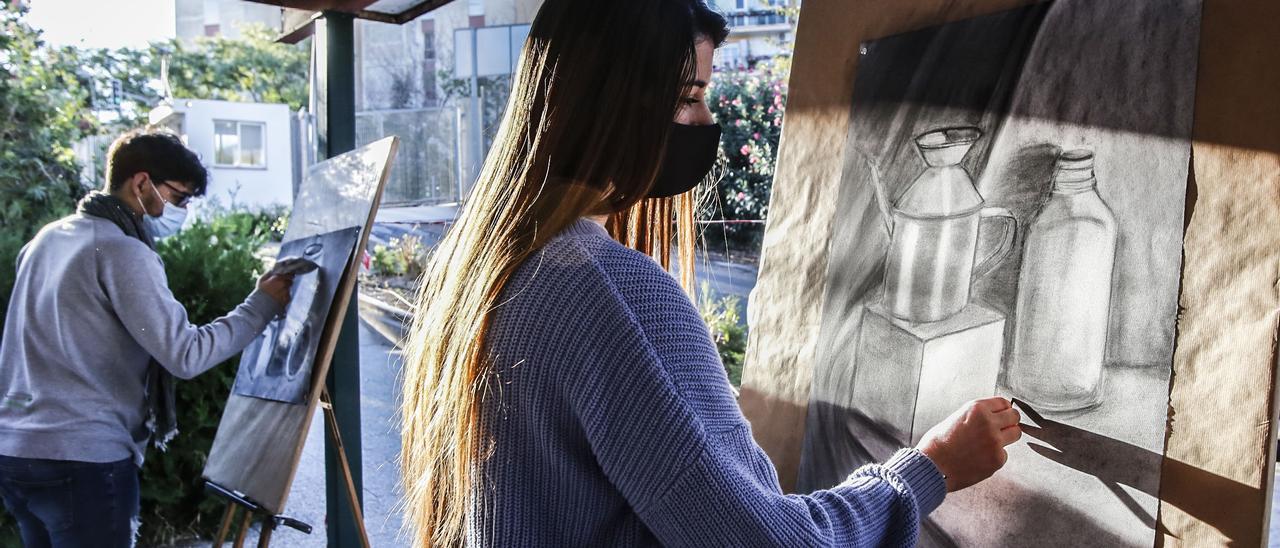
[852,301,1006,446]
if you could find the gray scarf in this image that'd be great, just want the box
[78,191,179,451]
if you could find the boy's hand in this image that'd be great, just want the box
[258,273,295,306]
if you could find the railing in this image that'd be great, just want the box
[722,9,793,29]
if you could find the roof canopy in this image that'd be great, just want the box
[245,0,457,42]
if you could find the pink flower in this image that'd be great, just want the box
[739,144,751,156]
[736,192,746,201]
[767,106,775,114]
[749,156,758,165]
[752,132,760,140]
[732,98,742,107]
[735,119,744,127]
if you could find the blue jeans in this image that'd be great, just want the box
[0,455,138,548]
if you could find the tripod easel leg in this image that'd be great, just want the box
[214,504,238,547]
[256,517,276,548]
[321,389,372,548]
[232,507,253,548]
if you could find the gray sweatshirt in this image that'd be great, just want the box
[0,213,281,466]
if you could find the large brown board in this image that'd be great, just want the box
[739,0,1280,544]
[203,137,398,514]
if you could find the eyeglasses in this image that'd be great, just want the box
[157,181,195,207]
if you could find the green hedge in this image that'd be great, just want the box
[137,211,277,544]
[698,282,747,387]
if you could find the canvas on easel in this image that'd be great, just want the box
[738,0,1280,545]
[203,136,398,515]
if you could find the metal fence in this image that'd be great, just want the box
[355,106,460,206]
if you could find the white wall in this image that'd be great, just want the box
[173,99,294,210]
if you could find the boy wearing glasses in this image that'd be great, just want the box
[0,128,294,545]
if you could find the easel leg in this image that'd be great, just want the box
[233,509,253,548]
[321,389,372,548]
[214,505,238,547]
[257,517,276,548]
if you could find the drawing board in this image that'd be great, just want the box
[203,137,398,514]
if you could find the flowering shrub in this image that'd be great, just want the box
[703,58,789,249]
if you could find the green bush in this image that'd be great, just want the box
[370,235,426,279]
[201,206,289,243]
[698,282,747,387]
[139,213,275,544]
[371,243,408,277]
[0,8,95,337]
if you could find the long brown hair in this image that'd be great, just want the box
[399,1,729,545]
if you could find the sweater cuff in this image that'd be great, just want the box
[246,289,286,320]
[884,448,947,516]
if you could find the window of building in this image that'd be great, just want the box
[214,120,266,168]
[422,20,438,104]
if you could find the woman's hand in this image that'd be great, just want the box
[915,396,1022,492]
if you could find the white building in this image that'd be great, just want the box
[175,0,281,41]
[710,0,796,68]
[149,99,296,210]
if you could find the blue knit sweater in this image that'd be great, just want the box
[478,219,947,546]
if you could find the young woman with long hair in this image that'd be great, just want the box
[400,1,1022,545]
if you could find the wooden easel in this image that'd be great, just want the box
[209,388,371,548]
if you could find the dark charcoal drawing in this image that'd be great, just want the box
[232,226,361,404]
[799,1,1202,546]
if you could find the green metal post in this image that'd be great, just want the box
[315,11,363,548]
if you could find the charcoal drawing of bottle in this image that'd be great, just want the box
[1007,149,1117,412]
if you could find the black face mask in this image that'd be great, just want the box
[647,122,722,199]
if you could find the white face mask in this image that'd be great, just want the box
[137,179,189,240]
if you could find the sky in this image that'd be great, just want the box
[25,0,176,49]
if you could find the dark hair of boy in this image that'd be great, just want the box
[105,128,209,196]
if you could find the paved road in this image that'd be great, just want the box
[368,204,762,315]
[372,219,761,324]
[692,253,759,322]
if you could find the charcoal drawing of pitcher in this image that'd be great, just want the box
[880,127,1017,323]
